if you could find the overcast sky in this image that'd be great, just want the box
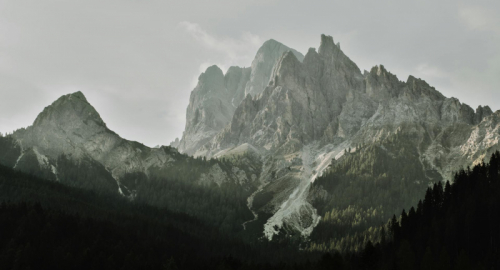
[0,0,499,146]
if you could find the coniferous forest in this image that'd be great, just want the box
[2,149,500,269]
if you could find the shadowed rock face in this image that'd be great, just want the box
[189,34,499,239]
[178,39,304,156]
[205,34,495,166]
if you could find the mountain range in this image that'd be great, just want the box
[1,34,499,245]
[177,34,500,240]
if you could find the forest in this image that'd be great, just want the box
[1,126,500,269]
[0,133,263,239]
[2,152,500,269]
[308,131,440,252]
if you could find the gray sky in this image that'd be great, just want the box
[0,0,499,147]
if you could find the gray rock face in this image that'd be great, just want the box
[178,65,243,156]
[178,39,304,156]
[244,39,304,98]
[205,35,366,155]
[191,34,500,239]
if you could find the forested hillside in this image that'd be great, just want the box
[332,151,500,270]
[2,143,500,269]
[0,164,318,269]
[308,131,437,252]
[0,135,258,236]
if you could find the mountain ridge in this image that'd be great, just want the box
[180,34,500,240]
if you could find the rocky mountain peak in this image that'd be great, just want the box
[405,75,445,101]
[316,34,362,77]
[258,39,302,57]
[318,34,337,56]
[364,65,402,99]
[475,105,493,124]
[179,38,304,155]
[244,39,304,98]
[33,91,106,128]
[201,64,223,77]
[367,65,400,82]
[179,64,251,155]
[197,65,225,93]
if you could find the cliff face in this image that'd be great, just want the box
[178,40,304,156]
[188,34,499,239]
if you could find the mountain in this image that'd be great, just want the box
[12,92,169,184]
[180,34,500,240]
[0,91,260,233]
[1,33,498,247]
[178,39,304,156]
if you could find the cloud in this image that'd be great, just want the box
[458,5,499,32]
[179,21,262,72]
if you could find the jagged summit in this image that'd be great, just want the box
[68,91,87,101]
[199,65,224,79]
[178,38,304,155]
[475,105,493,124]
[318,34,337,56]
[185,34,500,240]
[195,65,226,96]
[405,75,445,100]
[259,39,302,57]
[244,39,304,98]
